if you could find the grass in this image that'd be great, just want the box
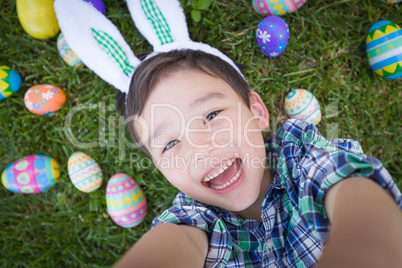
[0,0,401,266]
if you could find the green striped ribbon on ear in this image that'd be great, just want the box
[141,0,174,45]
[91,29,135,77]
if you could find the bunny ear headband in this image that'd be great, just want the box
[54,0,246,99]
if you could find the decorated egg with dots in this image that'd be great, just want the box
[0,65,22,101]
[284,89,321,125]
[68,152,103,193]
[1,154,60,194]
[366,20,402,80]
[24,84,66,115]
[16,0,59,39]
[57,32,84,67]
[106,173,147,228]
[83,0,106,14]
[252,0,307,16]
[256,16,290,58]
[379,0,401,4]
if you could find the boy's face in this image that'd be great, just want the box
[134,68,271,213]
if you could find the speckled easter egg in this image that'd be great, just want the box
[68,152,103,193]
[57,32,83,67]
[284,89,321,125]
[379,0,401,4]
[16,0,60,39]
[24,84,66,115]
[366,20,402,80]
[256,16,289,58]
[0,66,22,100]
[83,0,106,14]
[253,0,307,16]
[1,154,60,194]
[106,173,147,228]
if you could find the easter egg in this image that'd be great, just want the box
[57,32,83,67]
[253,0,307,16]
[106,173,147,228]
[16,0,60,39]
[284,89,321,125]
[1,154,60,194]
[0,66,22,100]
[256,16,290,58]
[68,152,103,193]
[366,20,402,80]
[24,84,66,115]
[379,0,401,4]
[83,0,106,14]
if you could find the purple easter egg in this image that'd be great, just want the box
[256,16,290,58]
[83,0,105,14]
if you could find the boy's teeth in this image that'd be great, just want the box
[203,158,236,182]
[210,160,242,190]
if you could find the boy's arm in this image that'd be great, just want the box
[114,223,208,268]
[319,177,402,268]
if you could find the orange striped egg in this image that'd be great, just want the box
[68,152,103,193]
[24,84,66,115]
[106,173,147,228]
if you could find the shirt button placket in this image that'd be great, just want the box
[266,239,273,249]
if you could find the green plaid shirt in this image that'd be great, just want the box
[152,119,402,267]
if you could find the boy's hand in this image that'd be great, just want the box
[319,177,402,268]
[114,223,208,268]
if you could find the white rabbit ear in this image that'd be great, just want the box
[54,0,141,93]
[126,0,191,49]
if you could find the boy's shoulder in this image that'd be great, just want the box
[266,119,363,155]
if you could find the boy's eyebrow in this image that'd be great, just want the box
[188,92,226,109]
[148,92,226,147]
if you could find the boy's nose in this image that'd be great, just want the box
[186,128,229,159]
[186,129,213,154]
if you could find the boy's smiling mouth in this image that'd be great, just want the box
[202,158,243,191]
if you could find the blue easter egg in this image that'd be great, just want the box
[0,65,22,100]
[366,20,402,80]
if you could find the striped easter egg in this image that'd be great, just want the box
[1,154,60,194]
[379,0,401,4]
[68,152,103,193]
[106,173,147,228]
[252,0,307,16]
[366,20,402,80]
[57,32,83,67]
[284,89,321,125]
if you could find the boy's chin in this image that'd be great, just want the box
[220,194,260,214]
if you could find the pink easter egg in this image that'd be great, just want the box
[106,173,147,228]
[1,154,60,194]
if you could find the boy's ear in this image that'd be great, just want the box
[249,91,270,130]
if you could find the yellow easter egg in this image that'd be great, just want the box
[17,0,60,39]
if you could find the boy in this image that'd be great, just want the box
[114,50,402,267]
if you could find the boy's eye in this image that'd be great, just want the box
[204,110,221,124]
[163,140,180,153]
